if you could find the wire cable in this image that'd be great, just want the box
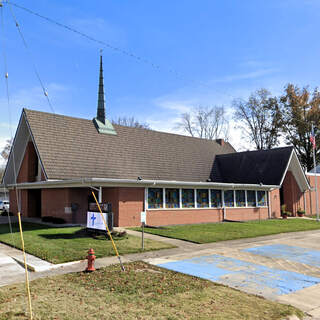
[3,0,236,100]
[6,0,55,114]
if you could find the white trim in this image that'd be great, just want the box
[208,188,212,207]
[144,187,148,211]
[279,149,293,187]
[179,188,182,208]
[6,177,279,190]
[194,188,197,208]
[23,111,48,181]
[147,206,268,211]
[245,190,248,207]
[163,187,165,209]
[279,149,310,191]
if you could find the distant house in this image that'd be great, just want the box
[1,56,315,226]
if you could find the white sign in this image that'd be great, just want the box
[141,211,146,224]
[87,211,107,231]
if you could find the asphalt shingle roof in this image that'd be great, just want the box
[211,146,294,185]
[24,109,236,182]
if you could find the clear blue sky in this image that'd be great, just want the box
[1,0,320,158]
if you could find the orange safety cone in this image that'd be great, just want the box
[86,248,96,272]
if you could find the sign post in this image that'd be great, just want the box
[141,211,146,250]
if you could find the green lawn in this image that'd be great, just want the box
[133,218,320,243]
[0,261,303,320]
[0,223,174,264]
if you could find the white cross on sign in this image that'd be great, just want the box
[87,211,107,230]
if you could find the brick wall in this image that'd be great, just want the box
[224,207,268,221]
[270,189,281,218]
[17,141,45,183]
[282,171,304,215]
[42,188,92,223]
[108,187,271,227]
[304,175,320,216]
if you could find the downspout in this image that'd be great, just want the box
[268,190,271,219]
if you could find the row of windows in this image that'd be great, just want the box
[147,188,268,209]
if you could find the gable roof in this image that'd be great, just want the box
[16,109,235,182]
[211,146,309,191]
[211,147,293,185]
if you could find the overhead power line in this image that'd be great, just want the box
[3,0,236,100]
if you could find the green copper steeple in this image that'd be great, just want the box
[93,53,117,135]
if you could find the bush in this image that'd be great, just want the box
[297,208,305,215]
[42,216,66,224]
[0,211,13,216]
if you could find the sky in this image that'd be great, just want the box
[1,0,320,165]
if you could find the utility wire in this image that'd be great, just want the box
[0,3,17,248]
[6,0,55,114]
[3,0,236,100]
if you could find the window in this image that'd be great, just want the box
[211,189,222,208]
[247,190,256,207]
[182,189,195,208]
[257,191,267,206]
[235,190,246,207]
[224,190,234,207]
[165,188,180,208]
[148,188,163,209]
[196,189,209,208]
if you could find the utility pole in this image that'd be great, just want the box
[312,124,319,222]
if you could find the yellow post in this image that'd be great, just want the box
[91,191,125,271]
[17,212,33,320]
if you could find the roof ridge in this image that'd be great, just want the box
[216,146,293,157]
[23,108,234,147]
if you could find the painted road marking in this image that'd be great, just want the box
[243,244,320,268]
[158,254,320,296]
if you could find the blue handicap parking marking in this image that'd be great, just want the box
[158,254,320,295]
[243,244,320,268]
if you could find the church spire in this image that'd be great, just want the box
[97,54,106,124]
[93,52,117,135]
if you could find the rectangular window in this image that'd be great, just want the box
[148,188,163,209]
[211,189,222,208]
[247,190,256,207]
[235,190,246,207]
[196,189,209,208]
[257,191,267,206]
[224,190,234,207]
[165,188,180,208]
[182,189,195,208]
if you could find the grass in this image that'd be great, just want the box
[133,218,320,244]
[0,223,174,264]
[0,261,304,320]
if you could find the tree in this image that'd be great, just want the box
[1,138,12,161]
[178,106,229,140]
[112,116,150,129]
[233,89,281,150]
[279,84,320,171]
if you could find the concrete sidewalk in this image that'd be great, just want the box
[1,227,320,318]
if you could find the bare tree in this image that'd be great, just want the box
[178,106,229,140]
[1,138,12,161]
[112,116,150,129]
[233,89,281,150]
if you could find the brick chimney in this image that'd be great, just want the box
[216,138,225,146]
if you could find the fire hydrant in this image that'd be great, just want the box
[86,248,96,272]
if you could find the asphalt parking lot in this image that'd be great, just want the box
[146,229,320,318]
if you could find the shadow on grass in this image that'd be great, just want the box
[39,229,90,240]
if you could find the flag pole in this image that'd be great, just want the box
[312,124,319,222]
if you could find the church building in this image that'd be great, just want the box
[1,56,317,227]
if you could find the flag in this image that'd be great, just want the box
[310,129,316,149]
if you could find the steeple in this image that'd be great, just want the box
[97,54,106,123]
[93,52,117,135]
